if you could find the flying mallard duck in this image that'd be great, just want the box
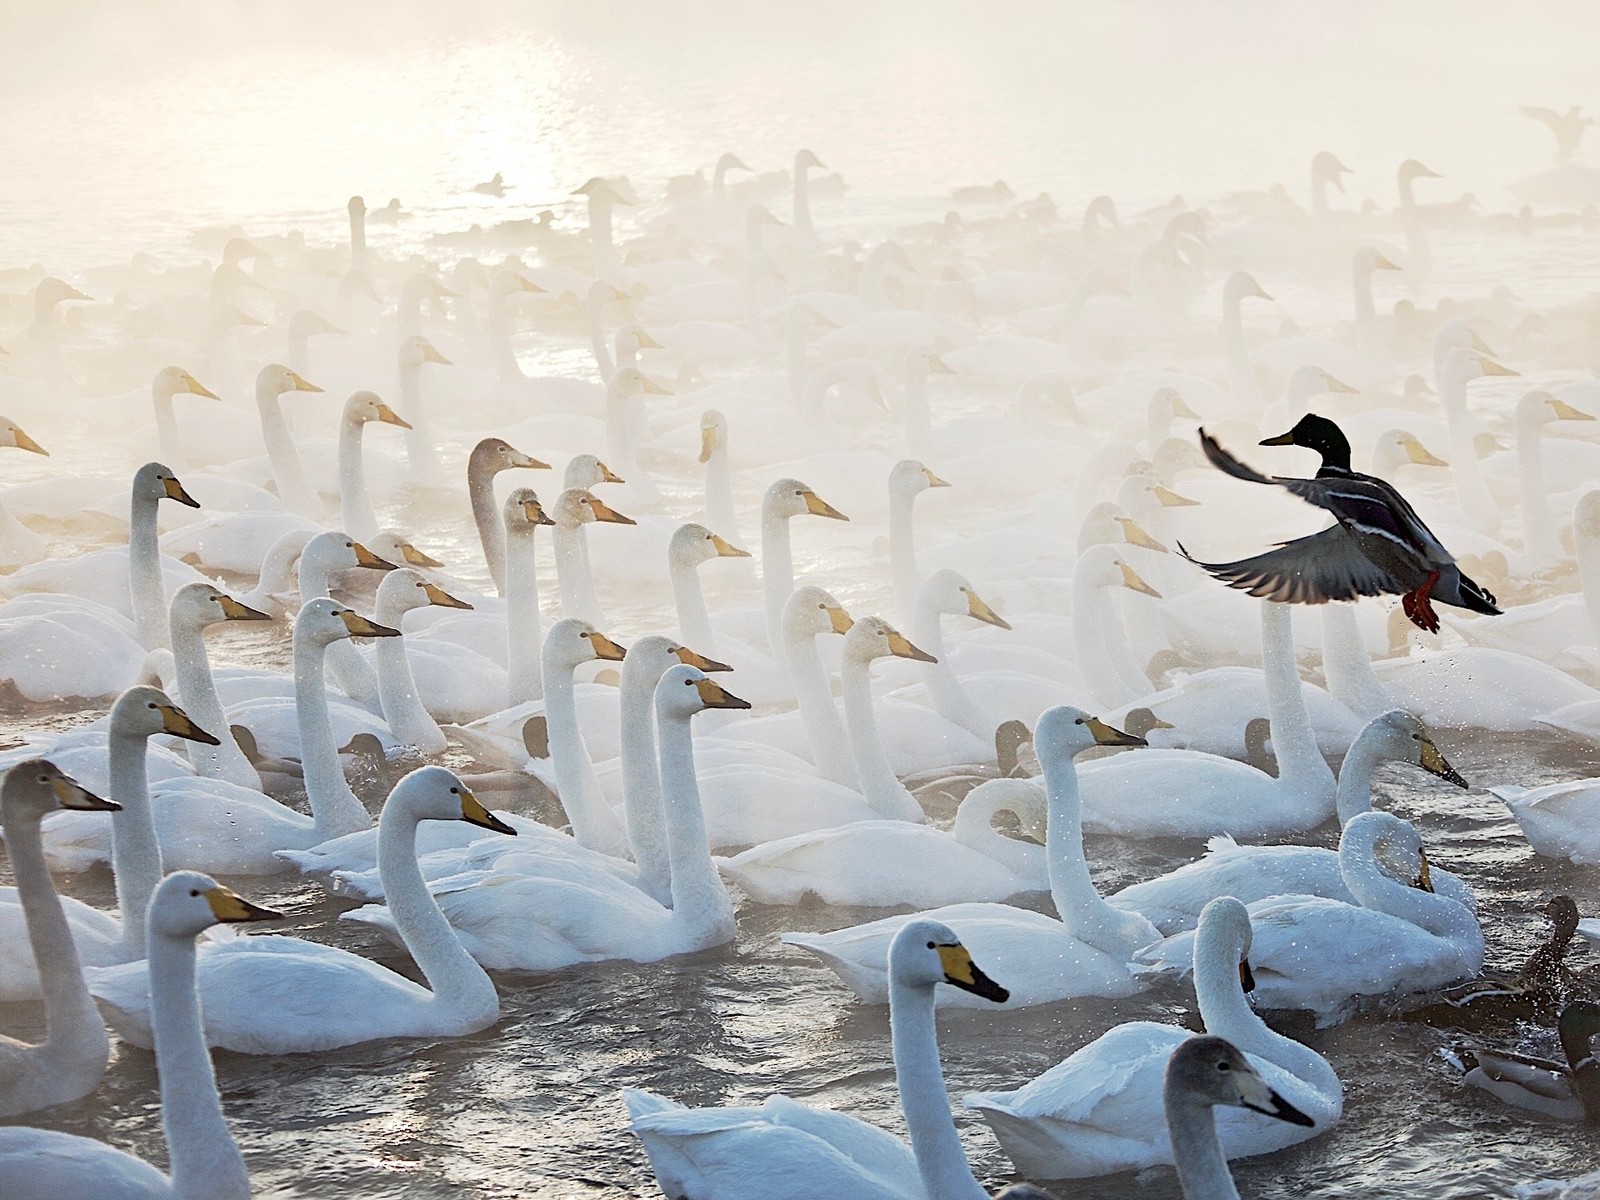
[1181,413,1501,633]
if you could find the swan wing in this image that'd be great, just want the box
[0,1127,170,1199]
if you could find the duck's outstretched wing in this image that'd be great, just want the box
[1178,525,1393,604]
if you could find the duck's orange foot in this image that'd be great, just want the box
[1402,569,1442,633]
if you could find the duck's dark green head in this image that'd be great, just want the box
[1260,413,1353,472]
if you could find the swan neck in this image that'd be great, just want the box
[1334,725,1387,826]
[655,705,733,933]
[761,509,795,652]
[373,602,442,754]
[171,615,255,786]
[148,930,250,1199]
[1166,1092,1241,1200]
[889,977,986,1200]
[619,660,672,904]
[889,490,919,626]
[295,633,371,838]
[255,383,315,513]
[1318,603,1392,720]
[129,490,168,650]
[1259,603,1330,788]
[1516,412,1560,560]
[787,626,859,787]
[670,555,716,651]
[109,729,164,958]
[1072,569,1147,707]
[841,655,918,818]
[471,465,506,594]
[338,415,377,544]
[505,529,544,704]
[541,656,628,856]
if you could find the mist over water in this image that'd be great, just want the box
[2,3,1600,1199]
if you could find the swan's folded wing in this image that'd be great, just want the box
[967,1023,1178,1123]
[1180,525,1393,604]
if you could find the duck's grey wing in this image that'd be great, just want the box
[1178,525,1395,604]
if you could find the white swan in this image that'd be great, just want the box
[397,334,453,485]
[166,581,272,787]
[1136,811,1484,1026]
[1076,602,1338,838]
[552,486,635,626]
[966,897,1340,1179]
[468,436,550,594]
[1110,709,1475,933]
[371,568,476,754]
[130,461,202,649]
[625,918,1019,1200]
[889,458,952,626]
[0,871,278,1200]
[762,476,849,655]
[294,529,398,708]
[781,705,1158,1010]
[669,521,752,655]
[252,363,326,515]
[360,666,746,970]
[89,766,512,1053]
[336,389,412,543]
[502,487,555,703]
[699,408,742,542]
[148,366,221,468]
[1490,775,1600,865]
[0,760,118,1117]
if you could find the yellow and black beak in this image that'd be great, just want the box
[204,886,283,924]
[936,942,1009,1003]
[420,341,453,366]
[1324,375,1359,395]
[375,402,412,429]
[711,534,751,558]
[1239,956,1256,993]
[338,610,402,638]
[693,677,752,710]
[802,490,849,521]
[1415,848,1435,893]
[1416,735,1468,789]
[1118,561,1162,598]
[588,630,629,661]
[423,583,474,611]
[185,376,221,400]
[677,646,734,673]
[826,605,854,635]
[163,475,201,508]
[1374,253,1402,271]
[1152,485,1199,508]
[1115,517,1168,553]
[1403,436,1449,467]
[634,330,664,351]
[521,499,556,527]
[159,703,222,746]
[699,426,718,464]
[927,354,956,376]
[1480,358,1519,378]
[923,468,953,488]
[219,594,272,622]
[640,376,672,395]
[10,427,47,456]
[50,773,119,813]
[398,542,445,568]
[1550,398,1596,422]
[1082,716,1147,748]
[597,462,625,484]
[966,590,1012,631]
[887,629,937,663]
[288,371,325,394]
[586,497,637,526]
[459,787,517,835]
[351,542,398,571]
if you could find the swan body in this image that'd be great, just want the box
[89,767,512,1053]
[1491,778,1600,865]
[782,706,1157,1010]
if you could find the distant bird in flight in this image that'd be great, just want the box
[1180,414,1501,633]
[1519,106,1595,162]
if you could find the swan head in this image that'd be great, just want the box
[1342,810,1431,891]
[1074,544,1163,599]
[153,366,220,404]
[256,362,324,398]
[32,276,91,309]
[294,597,400,647]
[623,637,733,696]
[288,309,344,340]
[610,366,671,400]
[1,759,117,821]
[360,532,433,571]
[1225,271,1273,305]
[1150,437,1205,486]
[1372,429,1449,472]
[1312,151,1351,189]
[348,195,366,217]
[1195,896,1255,989]
[765,478,849,522]
[1150,386,1201,423]
[1441,346,1518,386]
[503,487,556,533]
[149,871,281,942]
[904,345,956,379]
[671,522,750,569]
[572,177,633,206]
[782,585,853,641]
[134,462,200,509]
[889,919,1009,1002]
[1361,710,1467,789]
[1034,705,1147,763]
[656,663,751,722]
[472,437,550,476]
[378,568,473,615]
[794,148,826,173]
[616,324,662,355]
[889,458,951,500]
[171,582,272,633]
[716,152,751,174]
[1398,159,1443,186]
[844,616,936,666]
[303,531,397,577]
[111,684,221,746]
[0,418,46,456]
[699,410,729,463]
[1113,474,1196,519]
[388,765,514,835]
[544,618,628,672]
[400,334,452,369]
[343,390,411,430]
[557,487,635,528]
[562,454,623,489]
[1521,389,1596,426]
[1165,1035,1314,1128]
[1352,247,1402,277]
[1432,317,1494,358]
[916,569,1010,630]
